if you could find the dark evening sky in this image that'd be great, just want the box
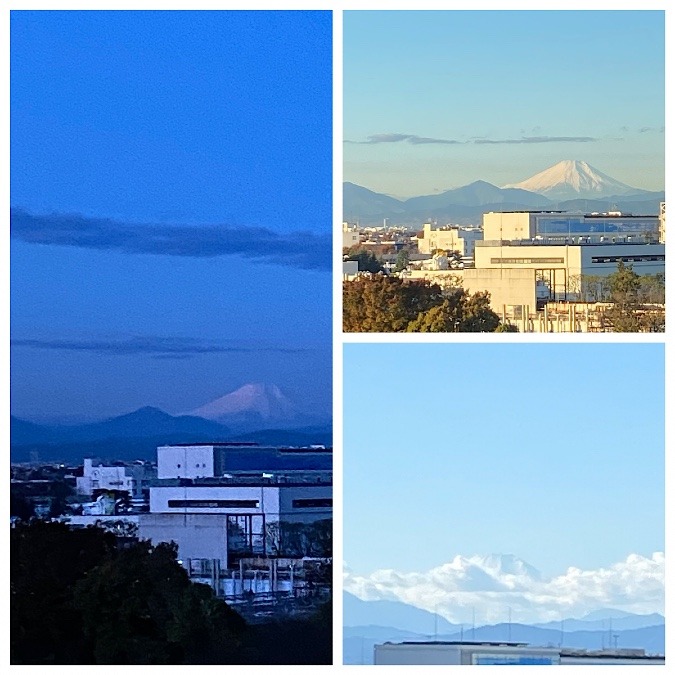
[10,10,332,422]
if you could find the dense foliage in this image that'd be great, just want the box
[343,276,503,333]
[11,521,331,664]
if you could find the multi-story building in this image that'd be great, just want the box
[417,223,483,258]
[138,442,332,600]
[462,210,665,321]
[76,458,156,499]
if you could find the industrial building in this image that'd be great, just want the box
[465,209,664,326]
[138,442,332,604]
[76,458,156,499]
[374,642,561,665]
[373,642,665,666]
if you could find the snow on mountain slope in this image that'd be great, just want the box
[187,383,296,423]
[502,160,638,199]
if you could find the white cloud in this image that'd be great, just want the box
[343,553,664,624]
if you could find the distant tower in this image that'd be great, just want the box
[659,202,665,243]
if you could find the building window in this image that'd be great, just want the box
[167,499,260,509]
[591,255,664,264]
[490,257,565,264]
[292,499,333,508]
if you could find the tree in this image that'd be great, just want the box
[603,262,665,333]
[394,249,410,272]
[11,521,246,665]
[344,276,504,333]
[73,541,245,664]
[343,276,443,332]
[344,248,384,274]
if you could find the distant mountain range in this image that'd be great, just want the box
[11,383,332,464]
[343,591,665,664]
[344,160,664,226]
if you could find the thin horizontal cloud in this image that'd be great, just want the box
[346,133,597,146]
[10,209,331,271]
[474,136,597,144]
[345,133,461,145]
[11,336,310,359]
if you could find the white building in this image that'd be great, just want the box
[417,223,483,257]
[76,458,155,498]
[343,222,360,249]
[373,642,664,666]
[374,642,561,665]
[482,210,659,242]
[139,443,332,572]
[463,209,665,319]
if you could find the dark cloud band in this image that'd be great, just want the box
[10,209,331,271]
[345,133,460,145]
[11,336,309,358]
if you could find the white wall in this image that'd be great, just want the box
[157,445,215,479]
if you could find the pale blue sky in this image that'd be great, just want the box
[343,343,664,578]
[344,10,665,198]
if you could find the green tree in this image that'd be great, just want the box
[343,276,443,332]
[344,276,504,333]
[394,248,410,272]
[344,249,384,274]
[602,262,665,332]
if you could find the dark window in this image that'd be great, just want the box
[292,499,333,508]
[168,499,259,508]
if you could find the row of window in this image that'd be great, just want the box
[168,499,259,508]
[165,498,333,509]
[490,258,565,265]
[590,255,665,264]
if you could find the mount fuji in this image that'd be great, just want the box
[343,160,662,225]
[186,382,324,430]
[501,160,641,200]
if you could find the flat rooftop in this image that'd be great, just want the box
[384,641,529,648]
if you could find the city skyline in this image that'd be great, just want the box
[10,11,332,423]
[343,343,664,622]
[344,10,665,199]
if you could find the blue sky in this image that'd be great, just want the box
[344,10,665,198]
[343,343,664,579]
[10,10,332,422]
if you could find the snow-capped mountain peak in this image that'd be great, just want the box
[502,160,637,199]
[186,382,296,423]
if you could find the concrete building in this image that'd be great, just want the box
[76,458,156,499]
[156,442,331,479]
[141,474,332,567]
[417,223,483,257]
[343,222,360,249]
[138,442,332,601]
[471,240,664,306]
[460,210,665,324]
[559,648,664,666]
[374,642,561,665]
[482,210,659,242]
[373,642,665,666]
[343,260,359,279]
